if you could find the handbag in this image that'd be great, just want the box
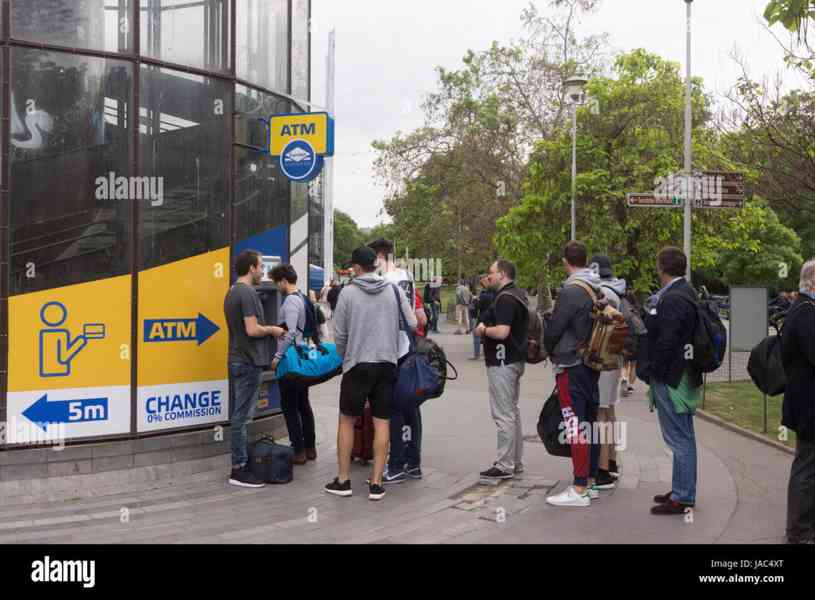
[276,342,343,388]
[391,285,443,412]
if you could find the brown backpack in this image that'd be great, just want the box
[569,281,629,372]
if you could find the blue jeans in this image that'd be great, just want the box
[471,318,481,357]
[388,405,422,472]
[652,381,697,505]
[229,361,263,469]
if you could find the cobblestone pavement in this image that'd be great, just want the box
[0,318,793,544]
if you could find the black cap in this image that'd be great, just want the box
[590,255,613,279]
[367,238,394,254]
[345,246,377,270]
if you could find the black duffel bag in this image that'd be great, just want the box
[537,388,571,458]
[248,437,294,484]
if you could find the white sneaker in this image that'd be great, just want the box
[546,486,591,507]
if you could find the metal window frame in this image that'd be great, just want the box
[0,0,305,448]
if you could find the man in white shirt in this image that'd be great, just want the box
[368,238,428,484]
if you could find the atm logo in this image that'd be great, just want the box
[280,123,316,136]
[143,314,220,346]
[268,112,334,157]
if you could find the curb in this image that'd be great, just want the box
[696,409,795,456]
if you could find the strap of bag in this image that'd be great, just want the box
[569,280,599,304]
[445,360,459,381]
[492,289,530,355]
[392,284,417,354]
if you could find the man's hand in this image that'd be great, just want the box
[475,323,487,338]
[271,357,280,372]
[268,325,285,337]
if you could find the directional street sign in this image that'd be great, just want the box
[628,171,745,209]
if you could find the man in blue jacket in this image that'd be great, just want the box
[645,247,703,516]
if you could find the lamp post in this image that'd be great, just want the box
[684,0,693,279]
[565,76,588,241]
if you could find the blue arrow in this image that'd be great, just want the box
[196,313,219,346]
[22,395,109,431]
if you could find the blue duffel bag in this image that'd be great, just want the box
[276,341,343,388]
[391,285,443,413]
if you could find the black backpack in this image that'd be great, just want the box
[669,293,727,374]
[690,299,728,374]
[748,301,813,396]
[296,292,322,343]
[248,437,294,484]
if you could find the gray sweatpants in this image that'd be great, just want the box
[487,362,526,473]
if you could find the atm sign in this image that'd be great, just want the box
[269,112,334,157]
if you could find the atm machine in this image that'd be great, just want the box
[254,256,283,416]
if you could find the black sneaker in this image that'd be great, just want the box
[228,466,266,488]
[595,470,617,490]
[369,483,387,501]
[479,466,513,480]
[324,477,352,497]
[608,460,621,478]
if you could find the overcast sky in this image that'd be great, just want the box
[310,0,804,229]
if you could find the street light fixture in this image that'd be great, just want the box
[565,75,589,241]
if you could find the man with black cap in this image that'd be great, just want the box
[591,255,627,489]
[326,246,417,501]
[367,237,428,484]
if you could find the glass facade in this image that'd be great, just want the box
[0,0,318,443]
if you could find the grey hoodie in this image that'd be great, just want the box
[543,268,604,369]
[333,273,417,373]
[598,277,627,310]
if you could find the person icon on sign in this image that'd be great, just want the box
[39,301,106,378]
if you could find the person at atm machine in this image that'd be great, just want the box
[269,264,318,466]
[224,250,285,489]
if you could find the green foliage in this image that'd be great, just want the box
[333,210,366,270]
[496,49,732,292]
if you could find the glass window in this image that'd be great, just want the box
[10,48,133,295]
[307,175,325,281]
[291,0,310,105]
[11,0,132,54]
[140,0,230,72]
[233,86,290,242]
[236,0,290,93]
[139,65,230,269]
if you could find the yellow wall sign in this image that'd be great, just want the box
[268,112,335,157]
[6,276,132,441]
[137,248,230,432]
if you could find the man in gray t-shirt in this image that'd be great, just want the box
[223,250,282,488]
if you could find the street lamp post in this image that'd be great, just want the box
[684,0,693,279]
[565,76,588,241]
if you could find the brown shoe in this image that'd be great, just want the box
[293,452,307,465]
[306,448,317,461]
[653,491,674,504]
[651,500,694,515]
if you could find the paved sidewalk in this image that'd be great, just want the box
[0,320,793,544]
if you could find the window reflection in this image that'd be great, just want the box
[291,0,310,103]
[237,0,290,93]
[140,0,230,72]
[11,0,131,54]
[10,49,133,295]
[233,86,290,242]
[139,65,229,269]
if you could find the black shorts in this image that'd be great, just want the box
[339,362,396,420]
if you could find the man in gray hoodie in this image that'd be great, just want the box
[325,246,417,501]
[544,241,604,508]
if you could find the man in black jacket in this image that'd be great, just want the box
[782,259,815,544]
[644,247,703,516]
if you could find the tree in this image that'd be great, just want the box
[496,49,737,291]
[333,209,365,269]
[765,0,815,75]
[373,0,608,282]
